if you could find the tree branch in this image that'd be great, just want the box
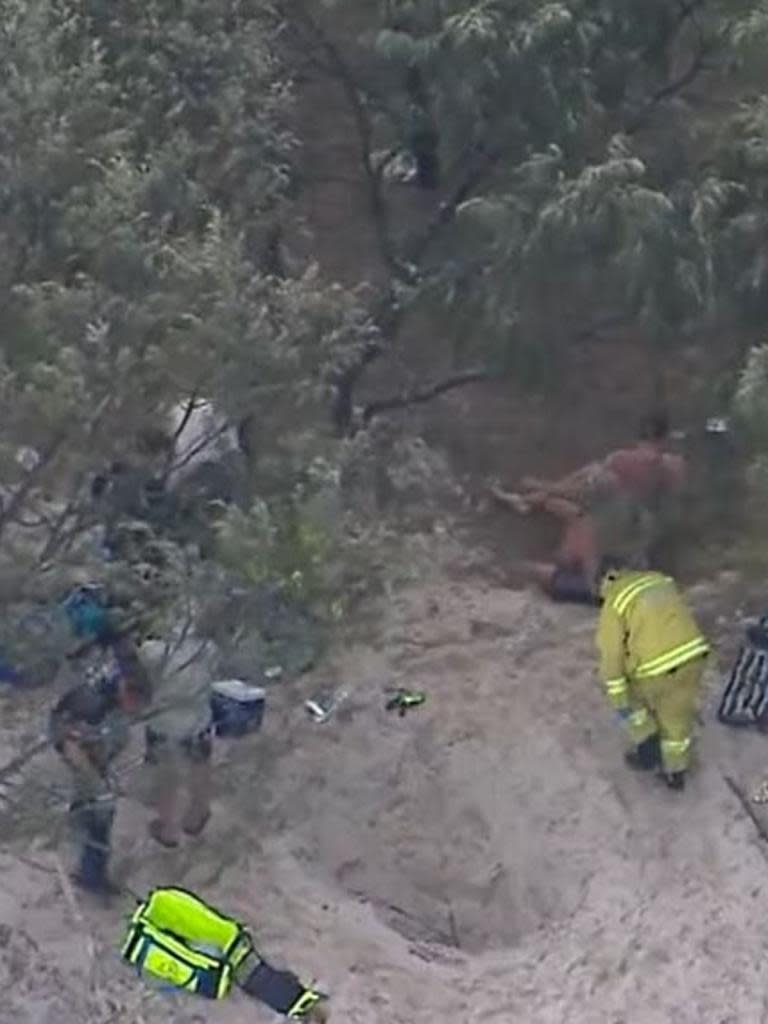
[280,4,508,435]
[625,7,717,134]
[0,739,49,785]
[357,311,630,427]
[626,57,711,134]
[279,0,400,276]
[405,145,502,266]
[646,0,708,65]
[361,367,500,425]
[329,146,503,436]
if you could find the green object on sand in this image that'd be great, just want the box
[385,689,426,717]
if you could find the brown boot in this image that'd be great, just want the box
[182,809,211,836]
[148,818,179,848]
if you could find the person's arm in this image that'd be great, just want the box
[61,734,100,773]
[596,603,630,712]
[112,635,153,711]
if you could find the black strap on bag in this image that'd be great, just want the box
[236,952,324,1018]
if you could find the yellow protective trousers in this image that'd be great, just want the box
[623,658,704,772]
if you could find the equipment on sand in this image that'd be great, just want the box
[718,618,768,728]
[210,679,266,737]
[385,688,426,717]
[305,689,348,723]
[122,887,328,1018]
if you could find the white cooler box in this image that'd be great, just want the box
[210,680,266,738]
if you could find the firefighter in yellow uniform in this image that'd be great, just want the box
[596,559,709,790]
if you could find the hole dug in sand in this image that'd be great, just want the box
[300,729,603,955]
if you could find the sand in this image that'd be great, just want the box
[2,573,768,1024]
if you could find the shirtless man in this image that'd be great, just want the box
[519,414,686,507]
[494,413,687,581]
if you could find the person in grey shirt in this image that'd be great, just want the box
[140,631,217,847]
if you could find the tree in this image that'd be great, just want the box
[279,0,768,429]
[0,0,380,671]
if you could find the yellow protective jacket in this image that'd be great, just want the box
[597,570,709,710]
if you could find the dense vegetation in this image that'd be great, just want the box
[2,0,768,670]
[280,1,768,414]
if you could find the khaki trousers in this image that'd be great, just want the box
[146,729,212,840]
[624,658,704,772]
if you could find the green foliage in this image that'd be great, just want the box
[734,343,768,445]
[6,0,768,656]
[299,0,768,389]
[729,1,768,65]
[214,472,345,616]
[0,0,385,658]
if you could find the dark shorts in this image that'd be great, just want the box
[549,566,598,606]
[145,727,212,764]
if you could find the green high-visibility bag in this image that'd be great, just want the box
[121,887,253,999]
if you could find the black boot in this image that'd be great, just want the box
[624,734,661,771]
[73,807,119,900]
[71,870,122,901]
[662,771,686,791]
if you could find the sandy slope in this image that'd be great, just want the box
[3,574,768,1024]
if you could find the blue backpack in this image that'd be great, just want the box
[62,586,111,642]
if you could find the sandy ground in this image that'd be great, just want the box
[3,567,768,1024]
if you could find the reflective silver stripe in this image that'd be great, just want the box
[639,636,708,672]
[604,677,629,709]
[613,576,655,614]
[662,738,691,754]
[614,575,669,615]
[635,637,709,678]
[605,677,628,693]
[660,737,691,768]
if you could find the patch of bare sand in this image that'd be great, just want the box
[3,578,768,1023]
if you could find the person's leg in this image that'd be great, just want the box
[539,496,584,523]
[69,763,117,893]
[622,679,661,770]
[146,731,181,846]
[521,461,605,500]
[489,484,534,514]
[512,498,597,603]
[519,476,554,491]
[489,482,580,515]
[647,660,703,786]
[495,489,598,601]
[77,803,115,890]
[180,733,213,836]
[551,503,600,588]
[549,565,600,605]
